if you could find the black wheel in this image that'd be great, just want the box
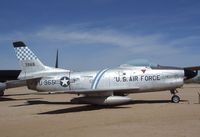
[171,95,180,103]
[0,91,4,96]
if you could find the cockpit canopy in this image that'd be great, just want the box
[120,59,159,68]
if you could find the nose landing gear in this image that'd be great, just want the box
[170,89,180,103]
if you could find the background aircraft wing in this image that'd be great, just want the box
[0,70,21,82]
[184,66,200,70]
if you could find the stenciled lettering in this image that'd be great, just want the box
[115,75,160,82]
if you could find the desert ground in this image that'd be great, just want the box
[0,84,200,137]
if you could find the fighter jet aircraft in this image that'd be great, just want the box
[8,41,200,105]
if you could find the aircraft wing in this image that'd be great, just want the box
[66,87,140,95]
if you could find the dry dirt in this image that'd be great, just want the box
[0,84,200,137]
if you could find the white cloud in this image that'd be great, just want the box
[35,26,183,56]
[0,25,199,69]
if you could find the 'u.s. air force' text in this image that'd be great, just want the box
[115,75,160,82]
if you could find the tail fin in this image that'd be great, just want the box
[13,41,46,78]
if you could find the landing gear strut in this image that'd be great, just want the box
[170,89,180,103]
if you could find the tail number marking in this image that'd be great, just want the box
[25,62,35,67]
[39,80,56,85]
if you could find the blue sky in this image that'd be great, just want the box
[0,0,200,70]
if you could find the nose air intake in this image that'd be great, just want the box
[184,69,198,80]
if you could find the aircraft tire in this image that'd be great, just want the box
[0,91,4,97]
[171,95,180,103]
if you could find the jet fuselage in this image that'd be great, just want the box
[28,66,184,94]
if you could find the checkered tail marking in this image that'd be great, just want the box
[14,47,38,61]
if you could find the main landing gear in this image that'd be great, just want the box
[170,89,180,103]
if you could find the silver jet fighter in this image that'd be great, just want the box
[12,41,200,105]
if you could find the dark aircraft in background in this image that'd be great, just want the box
[185,74,200,84]
[0,70,24,96]
[0,70,21,83]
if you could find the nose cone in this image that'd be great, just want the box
[184,69,198,80]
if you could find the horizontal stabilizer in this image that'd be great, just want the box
[6,80,26,88]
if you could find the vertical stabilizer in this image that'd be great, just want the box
[13,41,46,78]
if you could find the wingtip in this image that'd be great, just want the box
[13,41,26,48]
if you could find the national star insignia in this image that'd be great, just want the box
[60,77,70,87]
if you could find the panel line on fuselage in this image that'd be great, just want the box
[91,68,109,89]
